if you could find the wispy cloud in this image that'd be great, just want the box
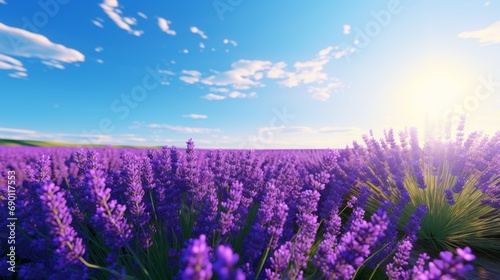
[147,123,220,133]
[0,0,7,5]
[228,91,257,99]
[343,24,351,35]
[95,46,104,52]
[92,18,104,28]
[223,38,238,46]
[0,54,26,77]
[183,114,208,119]
[209,87,229,93]
[190,26,208,39]
[258,125,362,135]
[273,46,349,101]
[0,22,84,73]
[137,12,147,19]
[179,70,201,84]
[203,93,226,100]
[41,60,65,69]
[201,59,272,89]
[458,21,500,45]
[308,79,343,101]
[99,0,143,36]
[266,61,287,79]
[157,17,176,35]
[0,127,37,134]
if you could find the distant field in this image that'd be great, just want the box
[0,138,154,148]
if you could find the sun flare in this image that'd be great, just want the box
[400,63,474,132]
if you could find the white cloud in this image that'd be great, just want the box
[96,59,104,64]
[279,59,329,87]
[95,46,104,52]
[137,12,147,19]
[332,47,356,59]
[203,93,226,100]
[277,46,349,88]
[179,70,201,84]
[484,1,491,6]
[190,26,208,39]
[42,60,65,69]
[158,68,175,76]
[92,19,104,28]
[0,0,7,5]
[199,42,205,49]
[123,17,138,25]
[308,79,343,101]
[0,23,84,69]
[257,125,362,135]
[266,61,287,79]
[0,127,36,134]
[201,59,272,89]
[223,38,238,46]
[99,0,143,36]
[147,123,219,133]
[458,21,500,45]
[209,87,229,93]
[228,91,257,99]
[183,49,189,54]
[183,114,208,119]
[9,71,27,78]
[157,17,176,35]
[0,54,26,73]
[318,46,334,58]
[343,24,351,35]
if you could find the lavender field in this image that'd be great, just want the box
[1,122,499,280]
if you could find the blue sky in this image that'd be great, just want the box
[1,0,499,148]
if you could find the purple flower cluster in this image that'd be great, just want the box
[87,169,132,250]
[387,246,475,279]
[179,234,213,280]
[0,127,495,278]
[179,235,246,280]
[38,182,88,278]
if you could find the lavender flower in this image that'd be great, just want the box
[193,167,219,239]
[38,182,88,277]
[244,182,288,263]
[444,189,455,205]
[220,180,243,236]
[386,237,413,279]
[122,153,150,227]
[266,243,292,279]
[418,247,475,279]
[179,234,213,280]
[331,210,388,279]
[213,245,245,280]
[404,205,427,239]
[87,170,132,250]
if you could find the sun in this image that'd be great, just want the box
[403,64,471,125]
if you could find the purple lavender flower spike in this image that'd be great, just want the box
[386,237,413,280]
[420,247,475,279]
[179,234,213,280]
[213,245,245,280]
[404,205,427,239]
[38,182,88,277]
[220,180,243,236]
[87,170,132,250]
[444,189,455,205]
[122,153,150,228]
